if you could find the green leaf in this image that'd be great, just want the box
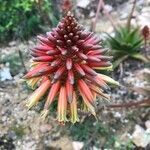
[106,33,122,50]
[132,53,149,63]
[113,55,128,69]
[126,28,138,43]
[132,38,143,49]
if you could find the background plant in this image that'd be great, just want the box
[0,0,59,43]
[106,26,148,68]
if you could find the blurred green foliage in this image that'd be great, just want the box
[68,117,135,149]
[69,118,115,148]
[0,0,59,43]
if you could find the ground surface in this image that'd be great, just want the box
[0,0,150,149]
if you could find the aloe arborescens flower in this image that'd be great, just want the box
[24,12,118,124]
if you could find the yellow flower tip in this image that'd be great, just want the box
[30,61,39,67]
[70,107,80,124]
[94,65,113,71]
[26,77,40,89]
[82,102,89,112]
[86,103,96,117]
[114,81,120,86]
[57,110,69,123]
[71,116,80,124]
[19,78,25,83]
[105,96,111,102]
[26,99,37,110]
[105,64,113,71]
[91,109,97,117]
[57,115,68,123]
[98,74,119,86]
[70,92,80,124]
[40,109,49,120]
[94,114,98,121]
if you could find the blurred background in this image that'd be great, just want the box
[0,0,150,149]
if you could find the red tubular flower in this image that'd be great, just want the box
[142,25,150,40]
[62,0,72,12]
[142,25,150,49]
[24,12,119,124]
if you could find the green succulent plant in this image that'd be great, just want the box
[106,26,148,68]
